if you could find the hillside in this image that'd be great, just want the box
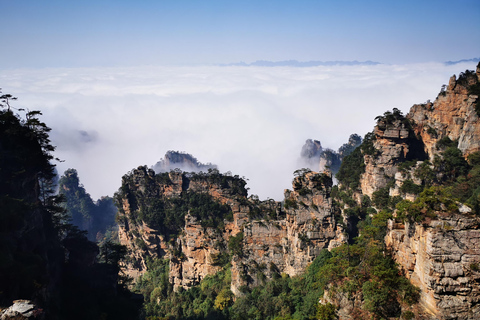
[1,63,479,319]
[114,63,480,319]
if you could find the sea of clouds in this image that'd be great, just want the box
[1,62,475,200]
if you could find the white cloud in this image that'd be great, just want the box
[1,62,475,200]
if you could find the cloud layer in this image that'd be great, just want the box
[1,62,475,200]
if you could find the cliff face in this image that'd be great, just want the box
[116,167,344,292]
[231,171,345,294]
[385,213,480,319]
[360,65,480,200]
[350,65,480,319]
[408,68,480,159]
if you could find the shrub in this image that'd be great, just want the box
[336,146,365,190]
[228,232,244,256]
[316,303,336,320]
[400,179,423,195]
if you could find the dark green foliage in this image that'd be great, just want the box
[396,149,480,219]
[228,232,244,257]
[454,68,480,116]
[374,108,411,130]
[360,131,377,156]
[427,126,438,137]
[403,310,415,320]
[293,168,312,177]
[191,168,249,197]
[0,94,140,318]
[436,136,457,149]
[116,168,244,239]
[283,198,298,210]
[433,139,470,182]
[141,191,232,235]
[398,160,417,173]
[58,168,117,242]
[400,180,423,195]
[137,260,232,319]
[468,151,480,166]
[336,146,365,190]
[396,187,458,222]
[316,303,336,320]
[0,98,61,306]
[414,161,436,186]
[372,187,390,209]
[231,250,333,320]
[314,214,418,319]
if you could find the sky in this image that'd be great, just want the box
[1,0,479,67]
[1,1,479,200]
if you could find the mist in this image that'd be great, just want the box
[1,62,475,200]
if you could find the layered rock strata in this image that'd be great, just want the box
[353,65,480,319]
[385,214,480,319]
[116,167,344,292]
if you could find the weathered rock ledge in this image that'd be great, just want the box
[385,214,480,319]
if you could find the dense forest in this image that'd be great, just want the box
[0,92,141,319]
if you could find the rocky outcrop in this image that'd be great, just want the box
[408,64,480,159]
[299,134,362,175]
[152,151,217,174]
[360,116,426,198]
[116,167,345,292]
[0,300,43,320]
[385,214,480,319]
[360,65,480,200]
[352,65,480,319]
[230,171,345,294]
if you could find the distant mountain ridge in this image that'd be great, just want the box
[221,59,380,67]
[445,57,480,65]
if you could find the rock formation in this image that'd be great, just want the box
[385,214,480,319]
[0,300,43,320]
[152,151,217,174]
[347,64,480,319]
[299,134,362,175]
[115,167,345,293]
[408,68,480,159]
[114,64,480,319]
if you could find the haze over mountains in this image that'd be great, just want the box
[2,61,478,201]
[221,60,380,67]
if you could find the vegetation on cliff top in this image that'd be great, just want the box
[136,206,418,320]
[58,168,117,242]
[115,167,247,239]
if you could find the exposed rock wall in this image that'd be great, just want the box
[231,171,345,294]
[408,65,480,159]
[360,118,425,198]
[356,65,480,319]
[116,167,345,292]
[385,214,480,319]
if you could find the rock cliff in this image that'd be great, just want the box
[115,167,345,293]
[385,214,480,319]
[408,67,480,159]
[342,64,480,319]
[114,64,480,319]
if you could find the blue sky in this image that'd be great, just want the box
[1,0,479,68]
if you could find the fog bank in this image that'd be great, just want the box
[1,62,475,200]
